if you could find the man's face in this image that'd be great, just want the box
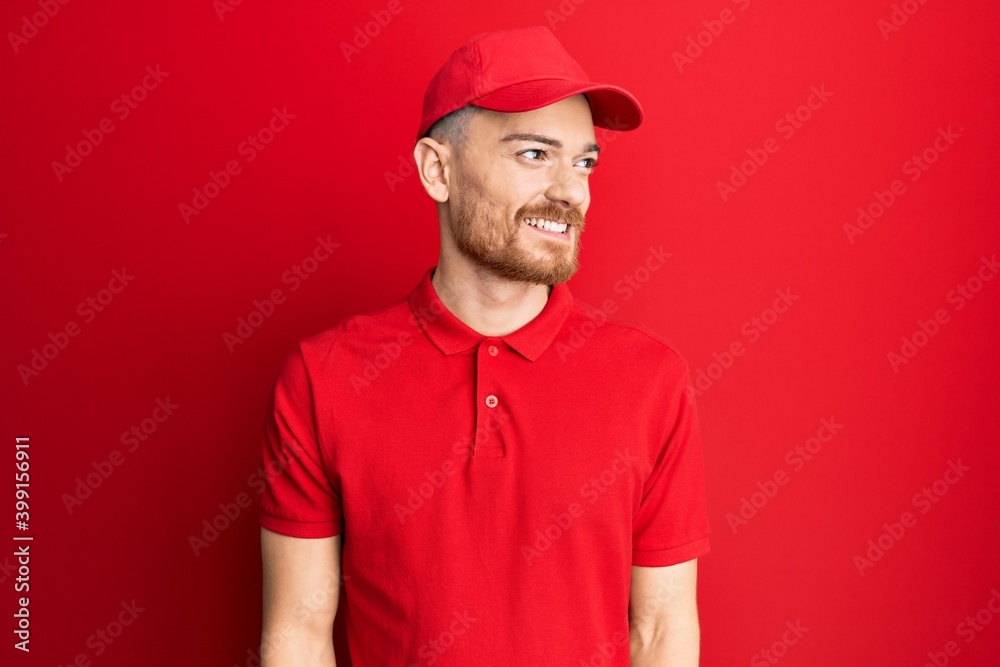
[446,94,599,285]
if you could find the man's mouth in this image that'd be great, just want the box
[522,217,570,237]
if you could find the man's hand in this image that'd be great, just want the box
[261,528,341,666]
[629,558,700,666]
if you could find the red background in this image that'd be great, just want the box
[2,0,999,665]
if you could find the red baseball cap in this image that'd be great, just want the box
[417,26,644,140]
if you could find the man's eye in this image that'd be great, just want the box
[518,149,599,170]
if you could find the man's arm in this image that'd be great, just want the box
[629,558,700,666]
[261,527,341,667]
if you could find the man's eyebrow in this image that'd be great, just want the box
[499,133,601,154]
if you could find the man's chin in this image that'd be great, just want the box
[458,241,579,286]
[500,262,578,286]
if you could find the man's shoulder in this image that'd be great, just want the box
[295,290,414,358]
[564,297,691,373]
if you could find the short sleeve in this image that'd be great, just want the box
[631,366,711,566]
[258,345,343,538]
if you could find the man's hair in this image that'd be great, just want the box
[424,105,484,148]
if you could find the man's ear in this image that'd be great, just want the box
[414,137,452,203]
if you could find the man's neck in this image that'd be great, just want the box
[430,261,551,337]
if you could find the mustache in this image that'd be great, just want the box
[515,202,586,228]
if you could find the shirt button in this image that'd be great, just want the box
[488,345,499,357]
[485,394,498,408]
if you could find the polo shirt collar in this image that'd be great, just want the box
[408,266,573,362]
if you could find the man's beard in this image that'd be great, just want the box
[449,174,586,285]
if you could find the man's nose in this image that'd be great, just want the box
[544,164,587,210]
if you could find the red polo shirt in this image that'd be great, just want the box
[259,266,710,666]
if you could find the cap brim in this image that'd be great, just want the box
[470,79,643,132]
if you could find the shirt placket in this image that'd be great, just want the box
[473,337,505,458]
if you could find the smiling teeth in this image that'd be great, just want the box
[524,218,568,234]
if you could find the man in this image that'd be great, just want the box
[259,26,711,666]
